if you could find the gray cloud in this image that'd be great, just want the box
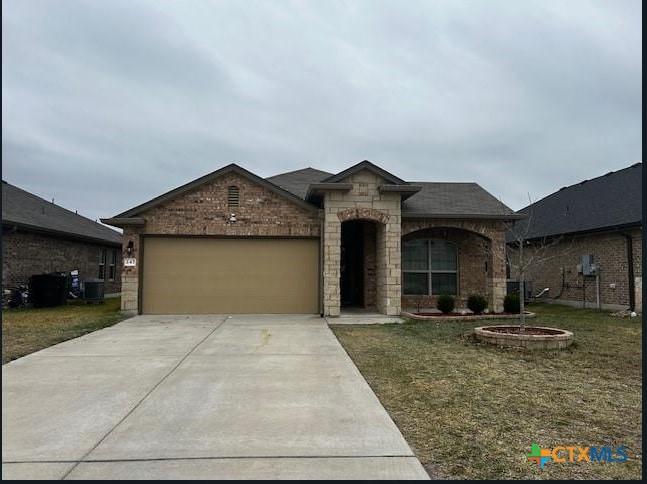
[2,0,641,222]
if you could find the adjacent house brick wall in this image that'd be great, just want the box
[120,172,322,313]
[2,228,122,294]
[508,227,642,312]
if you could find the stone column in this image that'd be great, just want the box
[488,231,507,313]
[120,228,140,315]
[323,209,341,317]
[385,218,402,315]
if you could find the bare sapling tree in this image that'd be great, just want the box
[481,209,574,333]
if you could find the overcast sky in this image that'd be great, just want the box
[2,0,642,225]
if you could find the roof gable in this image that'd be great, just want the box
[114,164,319,218]
[2,181,122,245]
[322,160,408,185]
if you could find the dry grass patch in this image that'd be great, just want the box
[331,303,642,479]
[2,298,128,364]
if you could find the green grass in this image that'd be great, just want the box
[2,298,128,364]
[331,303,642,479]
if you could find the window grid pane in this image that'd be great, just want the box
[402,239,429,271]
[430,240,457,271]
[432,273,457,296]
[403,272,429,295]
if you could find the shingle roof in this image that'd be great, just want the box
[267,168,517,218]
[401,182,517,218]
[511,162,642,240]
[2,181,122,245]
[266,167,332,199]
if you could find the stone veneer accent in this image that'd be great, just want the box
[323,169,402,316]
[120,172,322,313]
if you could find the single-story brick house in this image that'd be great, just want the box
[102,161,520,316]
[507,162,642,312]
[2,181,123,295]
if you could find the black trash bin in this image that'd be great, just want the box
[29,273,68,308]
[83,279,105,303]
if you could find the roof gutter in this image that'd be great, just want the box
[379,184,422,200]
[401,212,526,220]
[2,220,122,247]
[100,217,146,228]
[305,183,353,202]
[515,221,642,244]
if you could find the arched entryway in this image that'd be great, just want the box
[340,219,378,310]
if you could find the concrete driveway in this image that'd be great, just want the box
[2,314,428,480]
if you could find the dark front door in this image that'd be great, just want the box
[341,221,364,307]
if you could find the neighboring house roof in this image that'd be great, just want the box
[2,181,122,246]
[509,162,642,241]
[266,167,332,199]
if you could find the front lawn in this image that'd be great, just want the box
[2,297,128,364]
[331,303,642,479]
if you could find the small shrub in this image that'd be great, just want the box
[504,293,521,314]
[437,294,455,314]
[467,294,488,314]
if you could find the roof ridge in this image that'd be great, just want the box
[266,166,332,179]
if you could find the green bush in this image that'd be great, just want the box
[503,293,521,314]
[436,294,455,314]
[467,294,488,314]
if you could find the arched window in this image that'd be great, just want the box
[402,239,457,295]
[227,186,240,208]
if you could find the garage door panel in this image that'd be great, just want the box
[142,238,319,314]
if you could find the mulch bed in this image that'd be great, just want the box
[413,312,518,317]
[481,326,565,335]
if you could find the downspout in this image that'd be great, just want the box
[624,233,635,311]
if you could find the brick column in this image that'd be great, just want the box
[323,211,341,317]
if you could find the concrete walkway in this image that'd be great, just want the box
[2,314,428,480]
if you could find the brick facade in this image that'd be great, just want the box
[2,228,122,294]
[401,219,508,312]
[120,172,322,313]
[116,167,511,316]
[508,228,642,312]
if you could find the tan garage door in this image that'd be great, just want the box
[142,237,319,314]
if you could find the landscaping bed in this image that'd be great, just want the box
[401,310,535,321]
[473,325,574,349]
[2,297,128,364]
[331,303,642,479]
